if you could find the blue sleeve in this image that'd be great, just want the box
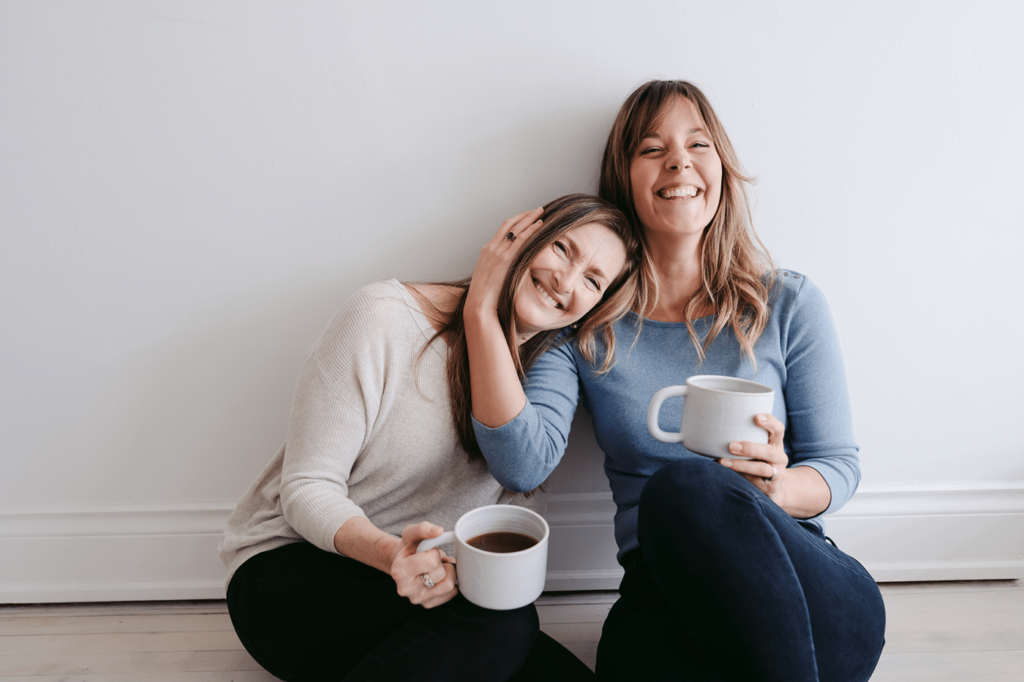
[780,276,861,515]
[472,338,581,492]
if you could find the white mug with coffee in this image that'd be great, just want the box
[417,504,548,611]
[647,375,775,459]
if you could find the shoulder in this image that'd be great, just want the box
[341,279,411,317]
[314,279,422,357]
[768,269,830,317]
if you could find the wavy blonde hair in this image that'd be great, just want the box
[599,80,775,366]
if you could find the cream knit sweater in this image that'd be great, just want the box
[219,279,539,581]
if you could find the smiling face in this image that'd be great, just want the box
[630,96,723,240]
[514,222,628,341]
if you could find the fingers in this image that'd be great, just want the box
[720,413,787,496]
[756,412,785,447]
[496,207,544,243]
[419,560,459,609]
[394,548,458,607]
[392,522,458,607]
[498,206,544,234]
[398,521,443,553]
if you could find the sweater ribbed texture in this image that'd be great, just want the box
[219,279,539,581]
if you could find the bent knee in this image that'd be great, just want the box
[456,598,539,648]
[642,456,744,508]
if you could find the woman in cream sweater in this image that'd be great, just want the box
[219,194,643,681]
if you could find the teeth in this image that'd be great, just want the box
[534,281,561,309]
[658,186,699,199]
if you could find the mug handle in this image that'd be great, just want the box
[648,385,688,443]
[417,531,456,553]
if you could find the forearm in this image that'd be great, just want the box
[333,516,401,573]
[778,465,832,519]
[464,306,526,427]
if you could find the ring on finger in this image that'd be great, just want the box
[420,572,434,589]
[505,231,516,242]
[762,465,778,486]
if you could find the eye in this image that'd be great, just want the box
[554,241,568,255]
[690,141,710,149]
[587,276,602,292]
[638,146,662,156]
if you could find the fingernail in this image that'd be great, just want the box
[729,442,742,453]
[758,414,767,423]
[720,459,732,467]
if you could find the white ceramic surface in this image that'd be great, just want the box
[417,505,549,610]
[647,375,775,459]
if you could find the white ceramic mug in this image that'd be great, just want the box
[647,375,775,459]
[416,504,549,611]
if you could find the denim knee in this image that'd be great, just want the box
[642,456,749,512]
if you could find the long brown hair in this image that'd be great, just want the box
[599,80,774,366]
[427,194,643,463]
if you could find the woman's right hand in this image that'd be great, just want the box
[390,521,458,609]
[464,207,544,316]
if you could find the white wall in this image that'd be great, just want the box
[2,0,1022,602]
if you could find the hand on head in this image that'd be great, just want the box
[391,521,458,609]
[465,196,633,345]
[465,208,545,317]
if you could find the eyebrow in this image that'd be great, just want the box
[564,234,610,283]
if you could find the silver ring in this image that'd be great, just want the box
[505,231,516,242]
[763,465,778,486]
[420,572,434,589]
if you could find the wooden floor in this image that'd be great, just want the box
[0,580,1021,680]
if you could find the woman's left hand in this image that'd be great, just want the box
[719,413,788,503]
[464,207,544,317]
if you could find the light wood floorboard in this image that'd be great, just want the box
[0,581,1020,680]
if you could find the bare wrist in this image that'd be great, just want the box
[376,534,402,568]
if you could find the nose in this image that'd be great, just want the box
[665,148,692,171]
[552,262,584,294]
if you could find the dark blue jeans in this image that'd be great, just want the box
[596,457,886,681]
[227,541,594,681]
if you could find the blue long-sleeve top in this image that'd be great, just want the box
[474,270,860,564]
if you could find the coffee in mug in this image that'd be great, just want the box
[417,504,548,610]
[467,531,538,553]
[647,375,775,459]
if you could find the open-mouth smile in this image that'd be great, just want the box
[656,185,701,200]
[533,279,563,310]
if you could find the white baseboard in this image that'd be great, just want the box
[543,482,1024,589]
[0,504,233,604]
[827,482,1024,582]
[2,483,1022,603]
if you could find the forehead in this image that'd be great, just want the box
[643,96,706,138]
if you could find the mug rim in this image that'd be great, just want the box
[687,374,774,396]
[453,504,549,557]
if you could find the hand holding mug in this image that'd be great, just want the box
[719,412,790,501]
[391,521,458,609]
[417,505,549,611]
[648,375,788,497]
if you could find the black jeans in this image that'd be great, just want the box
[226,542,595,681]
[596,457,886,681]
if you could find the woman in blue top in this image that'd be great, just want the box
[465,81,886,681]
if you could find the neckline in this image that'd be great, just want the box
[391,279,449,358]
[625,308,716,327]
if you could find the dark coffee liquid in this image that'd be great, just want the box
[467,531,538,553]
